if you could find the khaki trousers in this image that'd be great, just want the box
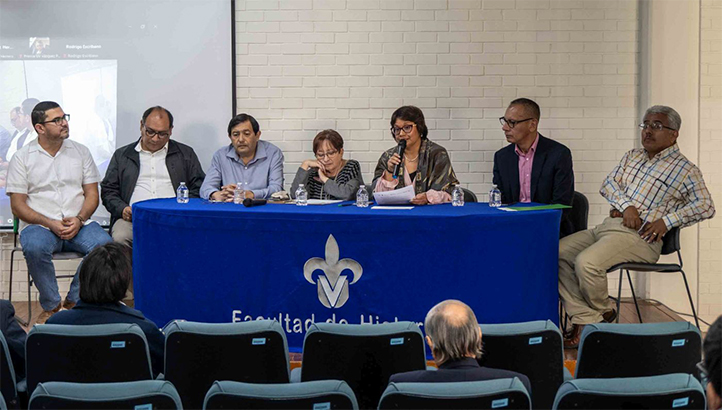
[558,217,662,325]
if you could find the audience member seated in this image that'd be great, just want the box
[373,106,459,205]
[0,299,26,380]
[47,243,164,378]
[290,129,364,201]
[200,113,284,201]
[703,315,721,410]
[390,300,531,395]
[559,105,716,349]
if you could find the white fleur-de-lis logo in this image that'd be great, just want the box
[304,234,363,308]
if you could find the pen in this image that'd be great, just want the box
[338,203,355,207]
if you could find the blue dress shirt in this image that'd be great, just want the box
[200,140,284,200]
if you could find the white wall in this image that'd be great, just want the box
[1,0,720,323]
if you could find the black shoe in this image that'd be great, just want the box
[602,309,618,323]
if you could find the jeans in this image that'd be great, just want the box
[20,222,112,311]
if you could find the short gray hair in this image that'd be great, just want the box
[644,105,681,131]
[424,300,482,365]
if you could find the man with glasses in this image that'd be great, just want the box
[101,106,205,247]
[200,113,284,201]
[493,98,575,236]
[6,101,112,324]
[559,105,715,349]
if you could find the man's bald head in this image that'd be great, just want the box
[424,300,482,365]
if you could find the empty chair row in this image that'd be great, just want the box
[0,319,703,410]
[3,373,708,410]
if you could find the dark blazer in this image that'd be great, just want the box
[493,134,575,237]
[390,357,532,396]
[0,300,27,380]
[101,139,205,230]
[46,301,165,378]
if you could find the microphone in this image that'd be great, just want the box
[392,139,406,179]
[243,198,267,207]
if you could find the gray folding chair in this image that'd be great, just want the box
[379,378,531,409]
[28,380,182,410]
[203,380,358,410]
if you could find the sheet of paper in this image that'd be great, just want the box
[372,206,415,210]
[497,207,518,212]
[373,184,415,205]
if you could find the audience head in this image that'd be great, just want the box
[500,98,539,148]
[227,113,261,159]
[424,299,483,366]
[313,129,345,176]
[704,315,722,410]
[140,106,174,153]
[390,106,428,146]
[79,243,132,304]
[641,105,680,158]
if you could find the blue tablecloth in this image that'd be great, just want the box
[133,199,561,351]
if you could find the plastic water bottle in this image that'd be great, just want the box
[489,184,502,208]
[233,182,244,204]
[176,182,189,204]
[296,184,308,206]
[356,185,369,208]
[452,185,464,207]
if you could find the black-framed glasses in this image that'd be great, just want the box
[315,150,339,159]
[143,125,171,139]
[391,124,415,136]
[499,117,533,129]
[638,121,677,131]
[41,114,70,126]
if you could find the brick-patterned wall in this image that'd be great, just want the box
[699,0,722,325]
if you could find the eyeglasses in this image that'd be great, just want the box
[391,124,415,136]
[41,114,70,126]
[499,117,533,129]
[696,361,708,387]
[144,125,171,139]
[638,121,677,131]
[315,150,338,159]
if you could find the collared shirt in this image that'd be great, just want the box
[600,143,715,230]
[129,140,175,205]
[6,128,35,160]
[199,140,284,200]
[6,139,101,232]
[515,133,539,203]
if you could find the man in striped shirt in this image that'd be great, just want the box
[559,105,715,348]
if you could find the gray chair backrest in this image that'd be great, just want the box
[576,322,701,379]
[164,319,290,410]
[480,320,564,409]
[204,380,359,410]
[379,378,531,410]
[662,227,681,255]
[552,373,705,409]
[569,191,589,234]
[462,188,478,203]
[0,332,18,409]
[28,380,182,410]
[0,390,6,410]
[26,323,153,395]
[301,322,426,409]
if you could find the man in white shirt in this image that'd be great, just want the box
[101,106,205,246]
[6,101,112,324]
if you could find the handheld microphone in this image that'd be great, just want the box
[243,198,267,207]
[392,139,406,179]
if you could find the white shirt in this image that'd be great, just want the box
[129,140,175,206]
[6,138,100,232]
[6,128,36,160]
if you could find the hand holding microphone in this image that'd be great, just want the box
[391,140,406,179]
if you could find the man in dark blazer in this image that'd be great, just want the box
[1,300,27,380]
[389,300,531,395]
[101,106,205,247]
[493,98,575,237]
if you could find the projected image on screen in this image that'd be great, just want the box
[0,59,118,225]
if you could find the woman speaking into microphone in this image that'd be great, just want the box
[372,106,459,205]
